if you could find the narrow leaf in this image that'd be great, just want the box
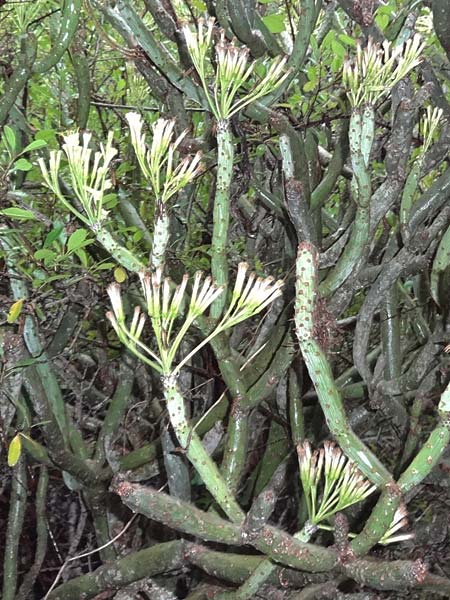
[0,207,36,220]
[22,139,48,153]
[3,125,16,153]
[44,225,64,248]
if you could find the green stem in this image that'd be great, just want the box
[84,490,116,562]
[380,283,407,428]
[0,34,37,127]
[163,375,244,522]
[248,0,321,115]
[95,227,145,272]
[215,336,251,493]
[399,396,423,470]
[94,356,135,464]
[295,242,393,487]
[211,119,234,318]
[218,525,314,600]
[352,388,450,555]
[221,402,249,494]
[47,540,185,600]
[16,466,49,600]
[118,189,153,250]
[111,479,242,544]
[32,0,82,74]
[397,421,450,493]
[319,108,374,296]
[215,560,278,600]
[1,234,69,439]
[92,0,206,106]
[350,486,401,556]
[70,34,91,129]
[2,456,27,600]
[150,201,170,269]
[311,119,349,210]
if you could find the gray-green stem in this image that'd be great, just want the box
[211,119,234,318]
[163,375,244,522]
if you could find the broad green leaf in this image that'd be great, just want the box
[23,139,47,153]
[103,193,118,209]
[8,434,22,467]
[7,298,24,324]
[114,266,127,282]
[261,13,285,33]
[331,56,343,72]
[14,158,33,171]
[0,207,36,220]
[339,33,357,47]
[307,66,318,83]
[192,0,207,8]
[115,162,134,176]
[303,80,317,92]
[375,13,389,30]
[3,125,16,153]
[322,30,335,49]
[331,40,346,59]
[34,248,57,262]
[35,129,57,143]
[67,228,88,252]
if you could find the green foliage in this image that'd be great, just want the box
[2,1,450,598]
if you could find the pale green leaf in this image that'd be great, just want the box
[261,13,285,33]
[14,158,33,171]
[67,228,88,252]
[8,434,22,467]
[0,207,36,220]
[23,139,48,153]
[7,299,24,324]
[3,125,16,154]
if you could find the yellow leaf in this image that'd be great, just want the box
[7,298,24,324]
[8,434,22,467]
[114,267,127,283]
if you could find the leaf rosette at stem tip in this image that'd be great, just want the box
[298,440,377,528]
[106,262,284,377]
[38,130,117,227]
[182,18,290,120]
[125,111,203,204]
[343,34,425,108]
[378,504,414,545]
